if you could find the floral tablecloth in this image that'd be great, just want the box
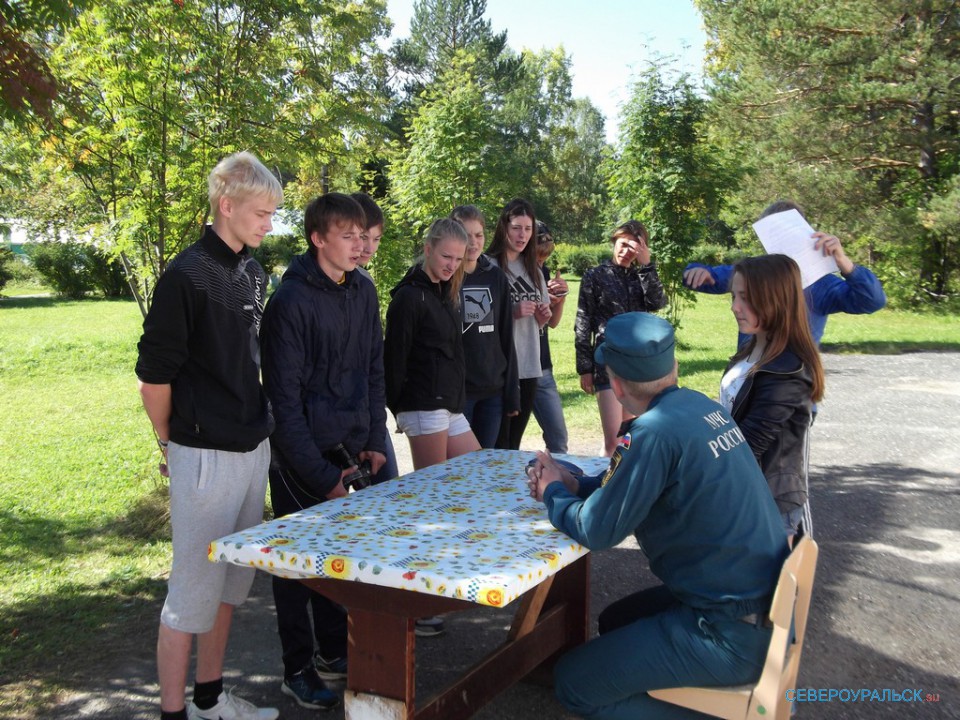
[210,448,607,608]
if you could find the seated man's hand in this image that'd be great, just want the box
[683,267,714,289]
[527,450,579,502]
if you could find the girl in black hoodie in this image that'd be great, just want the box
[384,218,481,470]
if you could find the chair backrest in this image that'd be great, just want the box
[749,536,819,718]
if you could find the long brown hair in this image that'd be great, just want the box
[731,254,824,402]
[422,217,468,309]
[487,198,540,286]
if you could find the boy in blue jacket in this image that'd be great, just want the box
[260,193,388,710]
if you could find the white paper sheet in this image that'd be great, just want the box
[751,209,838,288]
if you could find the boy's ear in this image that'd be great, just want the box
[219,195,233,218]
[310,231,324,249]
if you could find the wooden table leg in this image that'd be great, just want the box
[344,608,415,720]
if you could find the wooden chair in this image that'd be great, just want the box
[648,537,819,719]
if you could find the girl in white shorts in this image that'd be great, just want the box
[384,218,481,470]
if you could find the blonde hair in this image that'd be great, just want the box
[208,151,283,216]
[423,217,468,309]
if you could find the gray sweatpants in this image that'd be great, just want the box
[161,439,271,634]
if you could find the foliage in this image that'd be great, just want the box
[25,240,129,298]
[608,65,736,327]
[0,246,14,290]
[0,0,89,122]
[524,50,610,244]
[253,233,304,278]
[696,0,960,306]
[552,242,609,277]
[26,241,92,298]
[391,0,522,100]
[389,52,514,234]
[2,0,391,314]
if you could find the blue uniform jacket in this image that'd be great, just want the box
[544,386,788,617]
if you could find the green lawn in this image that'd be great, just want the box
[0,297,169,711]
[1,286,957,712]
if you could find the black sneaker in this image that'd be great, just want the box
[313,652,348,681]
[281,667,340,711]
[415,616,445,637]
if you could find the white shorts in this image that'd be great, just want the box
[396,409,472,438]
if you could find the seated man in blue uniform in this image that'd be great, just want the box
[527,312,789,720]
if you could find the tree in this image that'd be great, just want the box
[384,50,515,307]
[3,0,391,313]
[523,47,610,244]
[608,65,735,326]
[0,0,88,122]
[696,0,960,306]
[391,0,521,98]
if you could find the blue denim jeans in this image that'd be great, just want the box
[464,392,503,449]
[372,430,399,484]
[533,368,568,453]
[554,595,772,719]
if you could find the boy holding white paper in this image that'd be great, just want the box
[683,200,886,345]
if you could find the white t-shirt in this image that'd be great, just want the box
[719,359,755,412]
[491,256,548,380]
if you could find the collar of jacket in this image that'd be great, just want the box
[391,263,448,299]
[200,225,249,268]
[725,347,805,376]
[282,252,358,293]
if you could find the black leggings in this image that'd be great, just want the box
[496,377,539,450]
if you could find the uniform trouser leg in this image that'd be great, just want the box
[554,602,772,720]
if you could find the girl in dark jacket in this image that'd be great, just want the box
[720,254,825,540]
[451,205,520,448]
[575,220,666,455]
[384,218,481,470]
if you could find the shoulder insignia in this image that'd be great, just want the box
[619,432,632,450]
[600,446,624,487]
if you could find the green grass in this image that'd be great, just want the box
[0,297,169,712]
[1,286,958,712]
[0,280,52,297]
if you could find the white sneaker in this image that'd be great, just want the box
[188,689,279,720]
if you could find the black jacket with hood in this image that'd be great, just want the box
[460,255,520,412]
[384,265,466,415]
[260,252,387,500]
